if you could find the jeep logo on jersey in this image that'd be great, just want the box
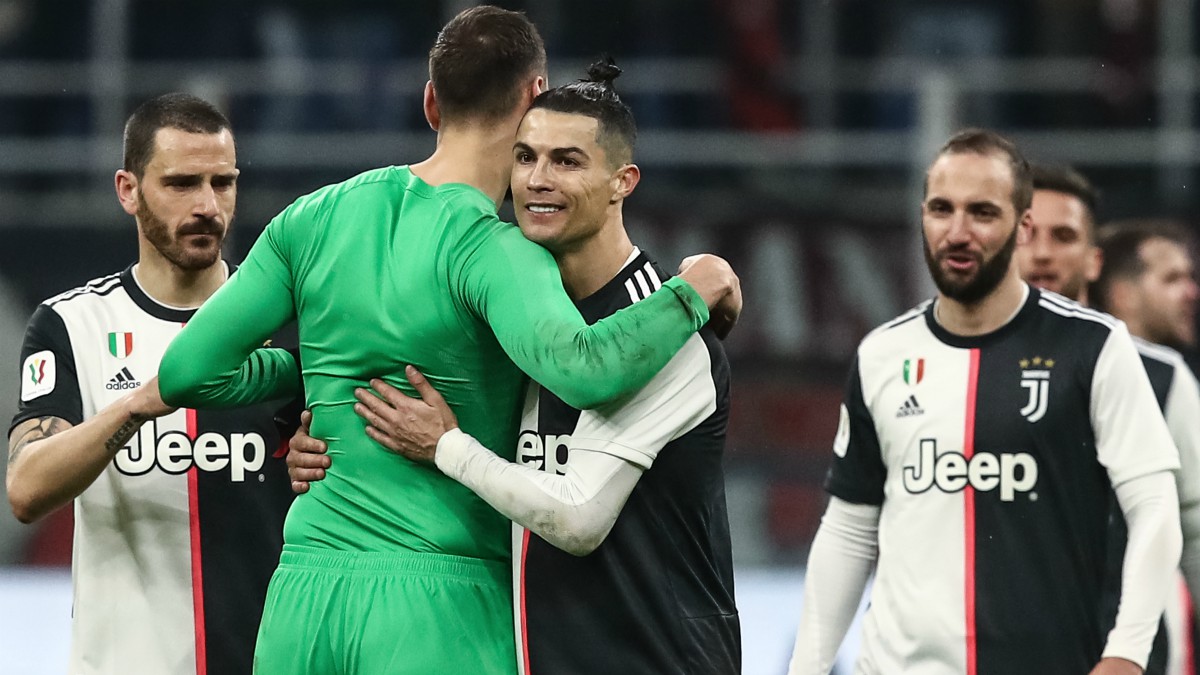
[903,439,1038,501]
[517,430,571,475]
[114,418,266,481]
[1019,357,1054,423]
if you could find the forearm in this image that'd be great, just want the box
[435,428,641,555]
[514,277,709,409]
[1105,472,1184,667]
[159,254,299,408]
[788,498,879,675]
[7,401,144,524]
[161,344,299,408]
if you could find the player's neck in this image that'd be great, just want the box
[411,122,519,208]
[936,270,1029,337]
[133,248,227,308]
[555,217,635,301]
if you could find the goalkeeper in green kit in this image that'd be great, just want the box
[157,6,740,674]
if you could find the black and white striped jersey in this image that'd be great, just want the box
[512,248,741,675]
[1102,337,1200,675]
[826,285,1179,674]
[10,264,296,675]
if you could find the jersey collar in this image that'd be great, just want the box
[122,261,235,324]
[924,283,1040,349]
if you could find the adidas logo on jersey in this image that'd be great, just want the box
[896,395,924,418]
[105,367,141,391]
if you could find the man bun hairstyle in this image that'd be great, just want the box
[530,55,637,167]
[123,92,231,178]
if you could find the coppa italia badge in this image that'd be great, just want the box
[108,332,134,359]
[903,358,925,386]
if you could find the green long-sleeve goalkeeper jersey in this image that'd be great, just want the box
[159,166,709,561]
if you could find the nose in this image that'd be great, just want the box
[945,211,972,244]
[194,182,219,218]
[526,158,553,192]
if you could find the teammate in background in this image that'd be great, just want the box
[6,93,297,675]
[287,60,741,674]
[1092,220,1199,352]
[789,129,1182,675]
[1017,166,1200,675]
[1093,218,1200,674]
[156,8,740,674]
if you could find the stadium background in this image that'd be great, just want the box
[0,0,1197,672]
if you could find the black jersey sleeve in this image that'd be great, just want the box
[824,354,887,505]
[10,304,84,434]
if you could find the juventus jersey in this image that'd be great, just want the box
[827,286,1179,674]
[10,265,296,675]
[512,250,740,675]
[1103,338,1200,675]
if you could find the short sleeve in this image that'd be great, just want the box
[824,354,887,505]
[10,304,83,433]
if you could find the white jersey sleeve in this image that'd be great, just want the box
[1091,322,1180,485]
[568,334,717,469]
[434,333,719,555]
[1163,359,1200,602]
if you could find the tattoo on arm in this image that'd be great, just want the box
[8,416,69,465]
[104,418,142,455]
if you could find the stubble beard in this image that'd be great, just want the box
[138,193,228,272]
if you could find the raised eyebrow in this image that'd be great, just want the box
[513,141,535,154]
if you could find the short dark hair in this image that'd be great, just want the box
[123,93,231,178]
[429,5,547,125]
[529,57,637,167]
[1031,163,1099,240]
[931,128,1033,214]
[1091,219,1194,312]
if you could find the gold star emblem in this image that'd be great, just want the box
[1019,359,1030,369]
[1045,359,1055,368]
[1032,356,1043,366]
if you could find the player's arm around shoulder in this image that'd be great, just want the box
[8,378,173,524]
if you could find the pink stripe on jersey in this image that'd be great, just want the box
[1185,580,1196,675]
[186,408,208,675]
[520,527,532,675]
[963,349,980,675]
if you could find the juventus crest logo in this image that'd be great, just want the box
[1019,357,1054,423]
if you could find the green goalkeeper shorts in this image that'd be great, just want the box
[253,544,515,674]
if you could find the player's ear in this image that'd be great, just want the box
[423,81,441,132]
[1016,209,1033,246]
[611,164,640,204]
[115,169,139,217]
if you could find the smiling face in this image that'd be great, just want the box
[1017,188,1100,302]
[922,151,1029,305]
[119,127,238,271]
[511,108,626,255]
